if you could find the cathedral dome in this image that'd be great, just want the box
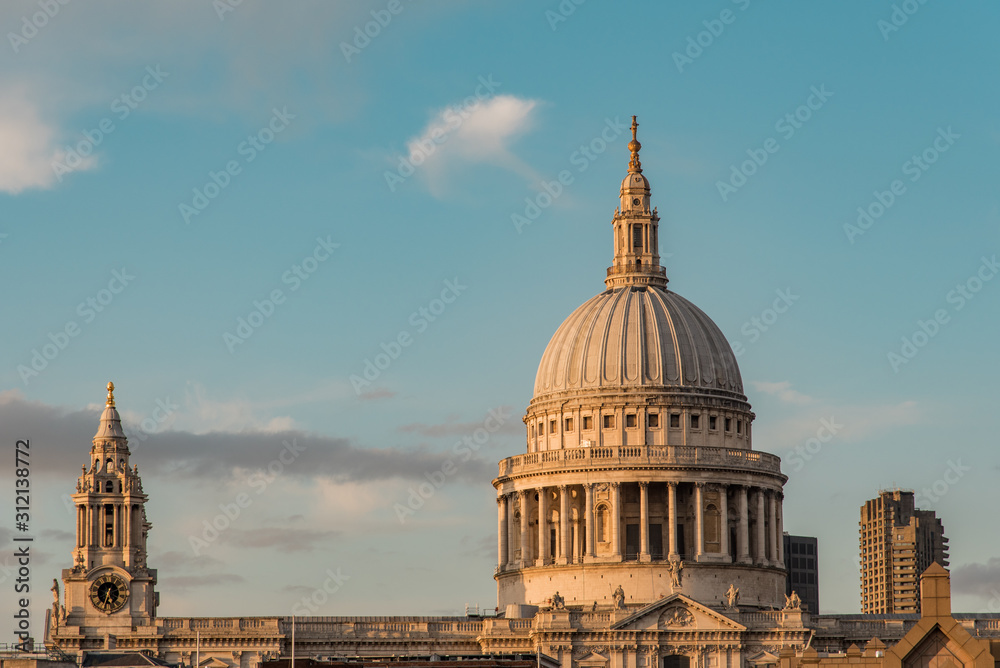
[532,285,743,399]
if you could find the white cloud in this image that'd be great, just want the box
[752,380,814,405]
[399,94,540,197]
[0,89,96,193]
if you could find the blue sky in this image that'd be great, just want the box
[2,1,1000,633]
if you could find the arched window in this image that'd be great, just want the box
[105,480,114,493]
[705,503,721,549]
[596,504,609,543]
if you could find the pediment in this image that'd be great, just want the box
[198,658,230,668]
[746,651,779,665]
[611,593,746,632]
[578,650,609,667]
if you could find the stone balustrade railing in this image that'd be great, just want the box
[498,445,782,478]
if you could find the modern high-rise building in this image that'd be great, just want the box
[783,534,819,614]
[859,490,949,614]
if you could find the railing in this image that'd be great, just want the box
[606,264,667,277]
[498,445,782,477]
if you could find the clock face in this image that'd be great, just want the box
[89,573,129,614]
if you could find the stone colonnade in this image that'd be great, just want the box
[497,481,783,570]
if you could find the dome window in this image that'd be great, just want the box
[669,414,680,429]
[625,414,637,428]
[564,418,574,432]
[582,416,593,430]
[647,413,659,429]
[549,420,557,434]
[602,415,615,429]
[690,414,700,429]
[737,420,743,434]
[725,418,732,432]
[709,416,718,431]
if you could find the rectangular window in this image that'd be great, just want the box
[550,420,557,434]
[690,414,700,429]
[603,414,615,429]
[669,413,680,428]
[737,419,742,434]
[583,416,593,430]
[709,416,717,430]
[725,417,732,432]
[565,417,574,432]
[625,414,637,428]
[648,413,659,428]
[530,424,535,437]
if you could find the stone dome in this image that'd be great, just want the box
[533,285,744,399]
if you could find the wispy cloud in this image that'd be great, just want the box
[752,380,814,405]
[161,573,245,591]
[400,95,540,197]
[0,88,95,193]
[217,527,338,553]
[0,391,496,484]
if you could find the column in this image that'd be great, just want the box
[559,486,570,564]
[694,482,704,561]
[777,493,785,564]
[755,488,766,564]
[519,490,529,567]
[537,487,548,566]
[639,482,650,562]
[497,494,508,570]
[113,504,120,547]
[667,482,678,560]
[77,506,84,547]
[611,482,622,559]
[585,483,595,558]
[738,486,750,564]
[768,491,778,566]
[720,484,730,560]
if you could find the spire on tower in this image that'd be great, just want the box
[106,381,115,407]
[628,115,642,174]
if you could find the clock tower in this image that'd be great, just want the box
[52,382,158,647]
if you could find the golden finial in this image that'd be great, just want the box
[628,115,642,173]
[106,381,115,407]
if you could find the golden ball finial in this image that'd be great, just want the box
[106,381,115,407]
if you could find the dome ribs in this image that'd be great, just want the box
[531,287,745,399]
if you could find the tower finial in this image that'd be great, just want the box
[628,115,642,173]
[106,381,115,407]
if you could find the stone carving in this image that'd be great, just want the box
[784,591,802,610]
[552,591,565,609]
[667,558,684,589]
[725,584,739,608]
[612,585,626,610]
[662,606,694,627]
